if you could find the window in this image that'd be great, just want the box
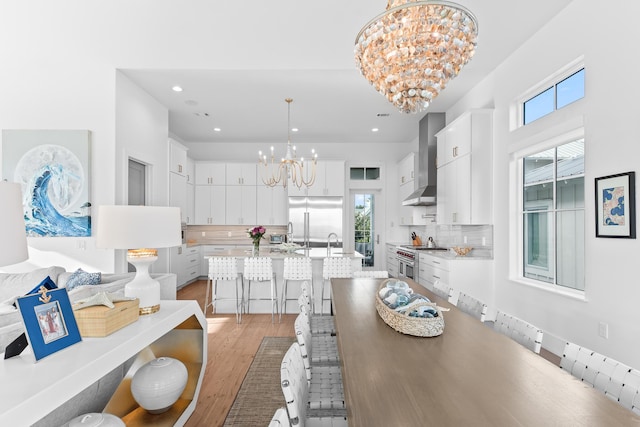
[350,167,380,181]
[354,193,374,267]
[522,138,585,290]
[523,68,585,125]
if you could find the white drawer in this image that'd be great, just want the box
[419,253,449,271]
[419,264,449,286]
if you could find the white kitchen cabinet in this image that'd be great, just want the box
[418,252,492,304]
[169,244,187,287]
[226,163,257,186]
[289,160,345,197]
[436,109,493,225]
[386,244,398,278]
[186,157,195,184]
[169,172,187,223]
[195,162,226,185]
[194,185,226,224]
[397,153,418,226]
[257,185,288,225]
[397,152,416,186]
[183,245,201,286]
[186,181,195,225]
[169,139,188,176]
[226,185,257,225]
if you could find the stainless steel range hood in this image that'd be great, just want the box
[403,112,446,206]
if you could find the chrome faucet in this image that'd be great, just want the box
[287,221,294,243]
[327,232,339,255]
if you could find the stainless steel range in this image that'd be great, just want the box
[396,246,417,281]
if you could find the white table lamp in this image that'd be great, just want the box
[96,205,181,315]
[0,181,29,267]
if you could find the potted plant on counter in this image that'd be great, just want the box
[248,225,266,255]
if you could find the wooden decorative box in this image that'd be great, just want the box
[73,299,140,337]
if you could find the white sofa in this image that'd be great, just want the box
[0,266,177,353]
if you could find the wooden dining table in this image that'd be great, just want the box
[331,278,640,426]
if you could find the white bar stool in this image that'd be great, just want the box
[204,257,243,323]
[281,257,313,321]
[321,258,352,314]
[244,256,279,323]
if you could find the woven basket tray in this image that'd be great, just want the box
[375,283,444,337]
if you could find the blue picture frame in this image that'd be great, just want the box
[595,171,636,239]
[16,288,82,362]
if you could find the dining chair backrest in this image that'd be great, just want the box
[322,257,353,279]
[284,257,313,281]
[455,292,487,322]
[581,351,607,386]
[243,257,274,281]
[571,345,595,380]
[281,342,309,426]
[432,280,450,301]
[352,270,389,278]
[208,257,239,280]
[298,292,312,316]
[269,407,291,427]
[293,312,313,381]
[594,356,620,393]
[493,309,542,354]
[560,341,580,373]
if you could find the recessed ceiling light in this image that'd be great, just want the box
[172,86,183,92]
[214,128,221,132]
[291,128,299,132]
[376,113,390,117]
[194,112,210,117]
[372,128,379,132]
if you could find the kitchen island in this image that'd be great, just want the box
[203,247,363,314]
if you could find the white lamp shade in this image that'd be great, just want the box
[0,182,29,267]
[96,205,181,250]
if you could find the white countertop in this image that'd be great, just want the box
[203,247,363,259]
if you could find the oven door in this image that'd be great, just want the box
[397,258,414,280]
[404,262,415,280]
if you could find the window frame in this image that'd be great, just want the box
[513,56,585,130]
[511,127,586,299]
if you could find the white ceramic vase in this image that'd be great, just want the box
[131,356,188,414]
[68,413,125,427]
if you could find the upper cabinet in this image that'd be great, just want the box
[169,139,188,176]
[397,152,417,186]
[436,109,493,225]
[256,186,288,225]
[226,163,257,186]
[195,162,226,185]
[288,160,345,197]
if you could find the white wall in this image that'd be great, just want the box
[448,0,640,367]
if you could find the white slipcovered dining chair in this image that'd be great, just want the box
[432,280,450,301]
[203,257,243,323]
[280,342,348,425]
[281,257,313,321]
[299,281,336,335]
[321,258,352,314]
[243,257,278,323]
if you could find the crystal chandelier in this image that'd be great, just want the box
[258,98,317,189]
[355,0,478,114]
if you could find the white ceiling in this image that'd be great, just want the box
[122,0,572,147]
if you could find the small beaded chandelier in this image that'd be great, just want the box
[355,0,478,114]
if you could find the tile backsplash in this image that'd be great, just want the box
[413,224,493,258]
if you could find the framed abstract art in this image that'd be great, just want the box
[595,171,636,238]
[2,130,91,237]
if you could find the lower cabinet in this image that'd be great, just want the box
[170,245,202,288]
[418,253,492,303]
[386,244,398,278]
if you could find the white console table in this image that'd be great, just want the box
[0,300,207,426]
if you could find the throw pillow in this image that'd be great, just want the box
[25,276,58,296]
[66,269,102,291]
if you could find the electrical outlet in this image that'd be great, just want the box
[598,322,609,339]
[463,236,468,244]
[482,237,486,246]
[227,231,232,237]
[201,232,206,237]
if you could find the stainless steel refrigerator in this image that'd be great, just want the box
[288,196,343,248]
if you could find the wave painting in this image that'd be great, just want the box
[14,144,91,237]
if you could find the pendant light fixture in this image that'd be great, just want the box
[355,0,479,114]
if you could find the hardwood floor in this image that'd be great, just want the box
[177,280,296,427]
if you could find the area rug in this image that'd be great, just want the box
[223,336,295,426]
